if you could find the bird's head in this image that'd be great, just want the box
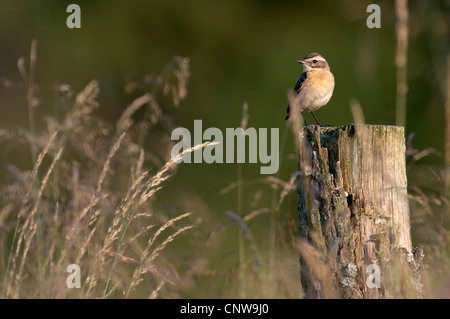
[298,52,330,72]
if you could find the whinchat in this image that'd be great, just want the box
[285,52,335,125]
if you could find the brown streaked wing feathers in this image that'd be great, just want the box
[285,72,307,120]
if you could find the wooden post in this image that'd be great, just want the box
[297,124,424,299]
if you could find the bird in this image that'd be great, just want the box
[285,52,335,125]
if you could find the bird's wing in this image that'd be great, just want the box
[285,72,307,120]
[294,72,307,93]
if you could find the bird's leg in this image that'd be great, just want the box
[301,112,308,126]
[311,111,321,126]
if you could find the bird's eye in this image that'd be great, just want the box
[313,60,317,63]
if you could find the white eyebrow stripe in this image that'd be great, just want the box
[307,56,326,62]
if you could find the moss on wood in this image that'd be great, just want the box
[297,124,423,299]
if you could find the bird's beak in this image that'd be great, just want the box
[297,60,305,64]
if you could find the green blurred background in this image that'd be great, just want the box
[1,0,448,164]
[0,0,449,297]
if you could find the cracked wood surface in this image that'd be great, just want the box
[297,124,422,299]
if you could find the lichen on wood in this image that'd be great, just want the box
[297,124,423,299]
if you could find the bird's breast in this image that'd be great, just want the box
[305,70,335,92]
[298,70,335,111]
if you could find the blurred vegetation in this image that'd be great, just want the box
[0,0,449,298]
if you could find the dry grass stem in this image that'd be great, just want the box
[395,0,409,127]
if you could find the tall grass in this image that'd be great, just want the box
[0,49,203,298]
[221,102,302,298]
[395,0,409,127]
[0,44,302,299]
[2,3,449,297]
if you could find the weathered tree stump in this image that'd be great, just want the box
[297,124,424,299]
